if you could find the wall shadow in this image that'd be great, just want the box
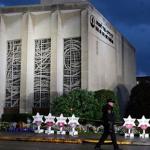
[115,84,130,117]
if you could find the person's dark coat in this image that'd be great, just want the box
[101,104,115,131]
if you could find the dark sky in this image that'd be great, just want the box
[0,0,150,76]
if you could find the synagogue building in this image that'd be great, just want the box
[0,0,136,116]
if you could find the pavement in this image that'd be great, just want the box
[0,132,150,146]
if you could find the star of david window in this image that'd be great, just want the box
[63,37,81,92]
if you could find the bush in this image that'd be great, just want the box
[51,89,100,122]
[1,113,33,123]
[125,82,150,118]
[51,89,121,125]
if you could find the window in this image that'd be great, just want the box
[34,39,51,108]
[5,39,21,108]
[63,37,81,92]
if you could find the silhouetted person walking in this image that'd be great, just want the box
[95,99,122,150]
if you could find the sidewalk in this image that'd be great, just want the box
[0,132,150,146]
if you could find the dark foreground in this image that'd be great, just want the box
[0,141,149,150]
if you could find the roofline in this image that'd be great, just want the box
[0,1,90,13]
[0,1,135,50]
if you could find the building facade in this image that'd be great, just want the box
[0,0,136,116]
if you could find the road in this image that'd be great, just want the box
[0,141,149,150]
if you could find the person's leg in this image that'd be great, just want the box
[95,129,109,149]
[110,130,121,150]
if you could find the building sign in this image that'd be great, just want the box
[90,15,114,44]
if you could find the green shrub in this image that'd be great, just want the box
[1,113,33,123]
[51,89,100,122]
[51,89,121,125]
[126,82,150,118]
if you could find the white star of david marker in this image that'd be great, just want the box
[44,113,55,124]
[137,115,150,128]
[68,114,79,125]
[123,115,136,127]
[33,112,43,123]
[56,114,67,125]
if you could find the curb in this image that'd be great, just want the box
[0,137,82,144]
[82,139,132,145]
[0,136,150,146]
